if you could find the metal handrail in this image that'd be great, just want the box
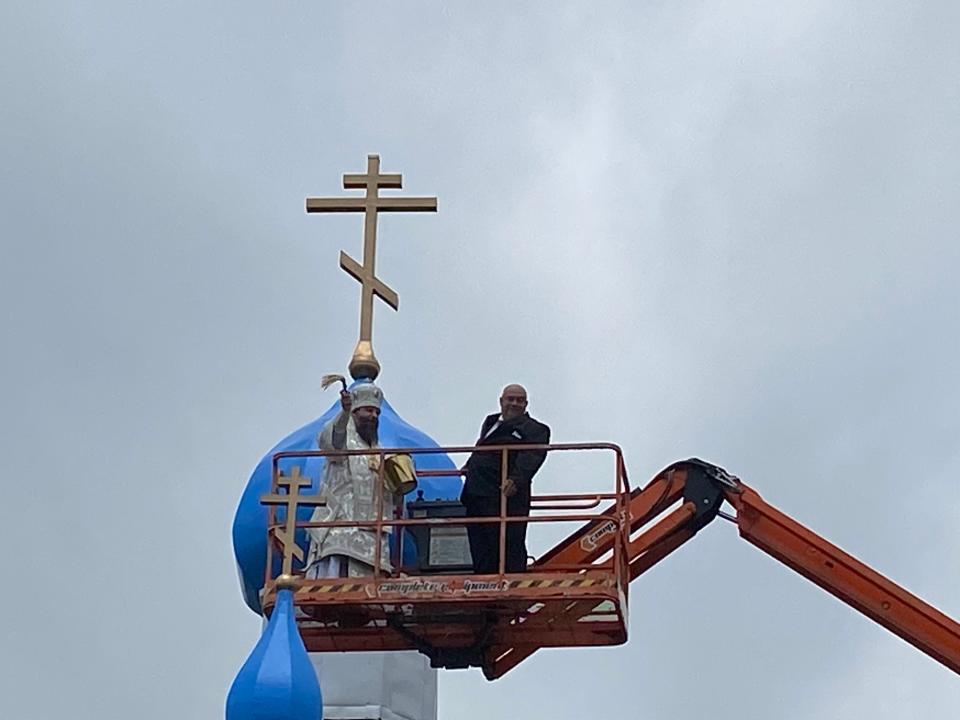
[264,442,632,590]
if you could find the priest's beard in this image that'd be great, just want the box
[355,417,379,446]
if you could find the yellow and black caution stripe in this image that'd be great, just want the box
[295,583,366,595]
[507,577,612,590]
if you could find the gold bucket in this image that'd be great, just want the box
[383,453,418,495]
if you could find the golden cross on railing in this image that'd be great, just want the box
[306,154,437,380]
[260,465,321,577]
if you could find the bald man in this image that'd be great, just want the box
[460,384,551,573]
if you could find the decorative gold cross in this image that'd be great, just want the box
[259,465,321,576]
[306,154,437,379]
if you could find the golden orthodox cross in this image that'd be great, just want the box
[306,154,437,379]
[259,465,319,576]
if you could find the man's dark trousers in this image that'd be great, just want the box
[463,493,530,574]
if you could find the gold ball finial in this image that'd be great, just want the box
[349,340,381,381]
[276,574,298,590]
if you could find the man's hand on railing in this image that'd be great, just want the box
[502,477,518,498]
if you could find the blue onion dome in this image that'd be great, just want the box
[232,379,462,613]
[226,580,322,720]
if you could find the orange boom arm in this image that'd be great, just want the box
[489,460,960,679]
[729,483,960,673]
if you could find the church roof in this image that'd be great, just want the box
[226,582,322,720]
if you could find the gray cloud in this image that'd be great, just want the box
[1,2,957,718]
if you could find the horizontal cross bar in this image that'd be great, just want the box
[343,173,402,189]
[306,196,438,213]
[378,196,437,212]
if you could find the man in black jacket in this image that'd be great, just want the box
[460,384,551,573]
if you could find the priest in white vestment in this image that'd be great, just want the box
[305,382,396,578]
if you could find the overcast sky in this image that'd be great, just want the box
[2,2,958,719]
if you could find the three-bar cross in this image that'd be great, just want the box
[306,154,437,346]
